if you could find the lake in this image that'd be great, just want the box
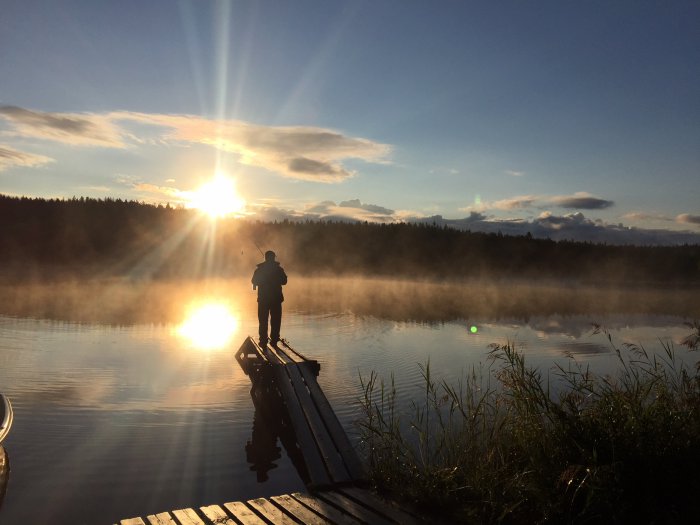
[0,277,698,523]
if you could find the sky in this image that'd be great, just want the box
[1,0,699,244]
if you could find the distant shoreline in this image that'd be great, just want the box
[1,194,699,285]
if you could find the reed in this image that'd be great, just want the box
[358,323,700,524]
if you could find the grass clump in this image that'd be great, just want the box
[358,322,700,524]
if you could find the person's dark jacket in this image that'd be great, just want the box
[252,261,287,304]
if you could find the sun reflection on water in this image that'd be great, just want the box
[177,302,239,351]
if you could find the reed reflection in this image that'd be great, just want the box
[177,302,239,351]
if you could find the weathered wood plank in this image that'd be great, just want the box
[270,494,333,525]
[339,487,427,524]
[270,363,332,486]
[120,519,147,525]
[273,344,320,377]
[279,339,313,363]
[171,508,206,525]
[274,340,363,481]
[317,491,395,525]
[246,497,299,525]
[269,346,351,484]
[222,501,268,525]
[289,493,363,525]
[200,504,237,525]
[296,362,365,481]
[146,512,177,525]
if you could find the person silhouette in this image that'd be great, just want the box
[251,250,287,346]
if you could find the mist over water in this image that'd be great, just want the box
[0,277,697,523]
[1,276,697,324]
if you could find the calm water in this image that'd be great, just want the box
[0,278,697,524]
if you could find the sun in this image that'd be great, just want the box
[177,302,239,351]
[190,173,246,218]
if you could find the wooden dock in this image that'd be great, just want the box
[119,338,434,524]
[235,337,365,488]
[118,486,430,524]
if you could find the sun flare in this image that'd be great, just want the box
[190,174,246,218]
[177,302,239,351]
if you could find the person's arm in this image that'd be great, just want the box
[252,269,259,290]
[280,268,288,285]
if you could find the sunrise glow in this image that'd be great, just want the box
[189,174,246,218]
[177,302,239,351]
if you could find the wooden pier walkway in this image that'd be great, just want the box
[118,486,429,525]
[235,337,364,488]
[119,338,433,524]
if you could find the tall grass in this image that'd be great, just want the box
[358,323,700,524]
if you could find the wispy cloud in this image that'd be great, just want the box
[677,213,700,226]
[133,182,186,200]
[302,198,397,222]
[460,192,613,214]
[622,212,674,222]
[0,106,125,147]
[338,198,394,215]
[0,106,391,182]
[113,111,390,182]
[505,170,524,177]
[491,195,538,210]
[551,192,614,210]
[0,144,53,171]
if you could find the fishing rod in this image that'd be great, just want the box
[252,239,265,257]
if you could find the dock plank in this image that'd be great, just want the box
[289,493,363,525]
[222,501,268,525]
[297,362,365,480]
[270,363,332,486]
[146,512,177,525]
[246,497,299,525]
[171,508,206,525]
[200,504,237,525]
[120,519,147,525]
[276,340,364,481]
[270,494,333,525]
[339,487,427,524]
[269,345,351,484]
[317,491,395,525]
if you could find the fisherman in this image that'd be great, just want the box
[251,250,288,346]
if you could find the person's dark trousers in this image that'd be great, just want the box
[258,302,282,343]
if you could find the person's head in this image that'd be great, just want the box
[264,250,276,262]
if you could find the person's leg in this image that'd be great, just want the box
[257,302,269,343]
[269,302,282,343]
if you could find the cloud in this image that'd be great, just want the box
[113,111,390,182]
[411,212,700,245]
[551,192,614,210]
[461,193,614,214]
[0,144,53,171]
[301,199,397,223]
[287,157,351,180]
[677,213,700,225]
[0,106,125,147]
[339,198,394,215]
[491,195,538,210]
[505,170,524,177]
[125,181,189,205]
[133,183,184,199]
[0,106,391,182]
[244,199,700,246]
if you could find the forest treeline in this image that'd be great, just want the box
[1,194,698,283]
